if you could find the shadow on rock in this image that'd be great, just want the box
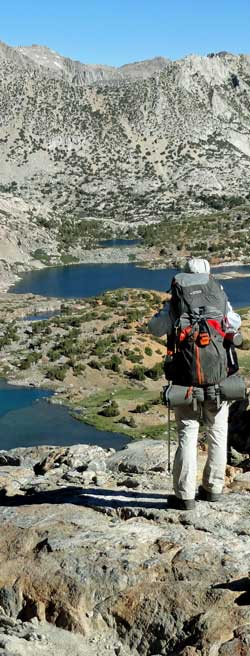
[0,486,173,511]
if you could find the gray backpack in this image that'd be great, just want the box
[168,273,228,387]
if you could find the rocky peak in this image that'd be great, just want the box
[12,43,170,83]
[118,55,170,79]
[16,43,117,82]
[0,40,32,68]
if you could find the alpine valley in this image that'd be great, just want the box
[0,42,250,288]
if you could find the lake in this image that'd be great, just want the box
[6,260,250,451]
[11,262,250,308]
[99,238,141,248]
[24,310,60,322]
[0,381,129,451]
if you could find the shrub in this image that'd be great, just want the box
[68,317,81,328]
[127,309,142,322]
[43,326,52,336]
[47,348,61,362]
[32,249,50,263]
[46,365,68,381]
[130,365,146,381]
[104,354,122,372]
[145,346,153,356]
[60,304,70,314]
[134,402,150,413]
[92,337,113,356]
[126,350,143,364]
[119,332,131,342]
[145,361,164,380]
[119,416,137,428]
[99,312,110,321]
[88,360,102,370]
[73,363,86,375]
[99,400,120,417]
[31,321,48,335]
[19,352,41,370]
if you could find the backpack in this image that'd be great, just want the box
[166,272,229,387]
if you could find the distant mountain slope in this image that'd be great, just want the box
[1,41,170,83]
[0,41,250,244]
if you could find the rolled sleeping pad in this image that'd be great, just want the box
[163,384,204,408]
[219,374,246,401]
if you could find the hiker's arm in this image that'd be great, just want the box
[225,303,241,331]
[148,303,173,337]
[219,283,241,331]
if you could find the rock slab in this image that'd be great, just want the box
[0,440,249,656]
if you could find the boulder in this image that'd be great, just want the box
[0,443,248,655]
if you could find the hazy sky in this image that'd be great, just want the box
[1,0,250,66]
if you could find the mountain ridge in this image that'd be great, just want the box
[0,41,171,82]
[0,39,250,275]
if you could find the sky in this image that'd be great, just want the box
[1,0,250,67]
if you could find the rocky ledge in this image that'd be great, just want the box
[0,439,249,656]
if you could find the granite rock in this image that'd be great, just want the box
[0,440,248,655]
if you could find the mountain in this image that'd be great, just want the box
[0,41,169,83]
[0,40,250,271]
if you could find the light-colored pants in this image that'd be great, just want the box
[173,401,229,500]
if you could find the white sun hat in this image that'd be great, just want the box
[184,258,210,274]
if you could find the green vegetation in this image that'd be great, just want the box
[103,354,122,372]
[58,218,112,251]
[119,416,137,428]
[138,207,250,262]
[134,402,150,413]
[46,365,69,381]
[60,255,80,265]
[145,361,164,380]
[72,363,86,376]
[129,365,146,381]
[0,288,200,441]
[47,330,82,361]
[19,352,41,369]
[99,400,120,417]
[32,249,51,264]
[125,349,143,364]
[0,323,18,348]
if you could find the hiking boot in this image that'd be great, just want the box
[197,486,222,503]
[168,495,195,511]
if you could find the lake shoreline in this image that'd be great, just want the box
[0,284,249,447]
[2,245,250,296]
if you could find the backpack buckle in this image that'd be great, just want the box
[198,332,211,347]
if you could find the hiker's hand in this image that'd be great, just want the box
[162,293,172,305]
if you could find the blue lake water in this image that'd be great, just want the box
[99,238,141,248]
[0,381,129,451]
[24,310,60,322]
[11,262,250,308]
[5,261,250,451]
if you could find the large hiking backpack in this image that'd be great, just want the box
[167,272,229,387]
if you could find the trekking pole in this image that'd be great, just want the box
[167,398,171,474]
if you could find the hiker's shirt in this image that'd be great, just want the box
[148,302,175,337]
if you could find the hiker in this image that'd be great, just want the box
[148,257,242,510]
